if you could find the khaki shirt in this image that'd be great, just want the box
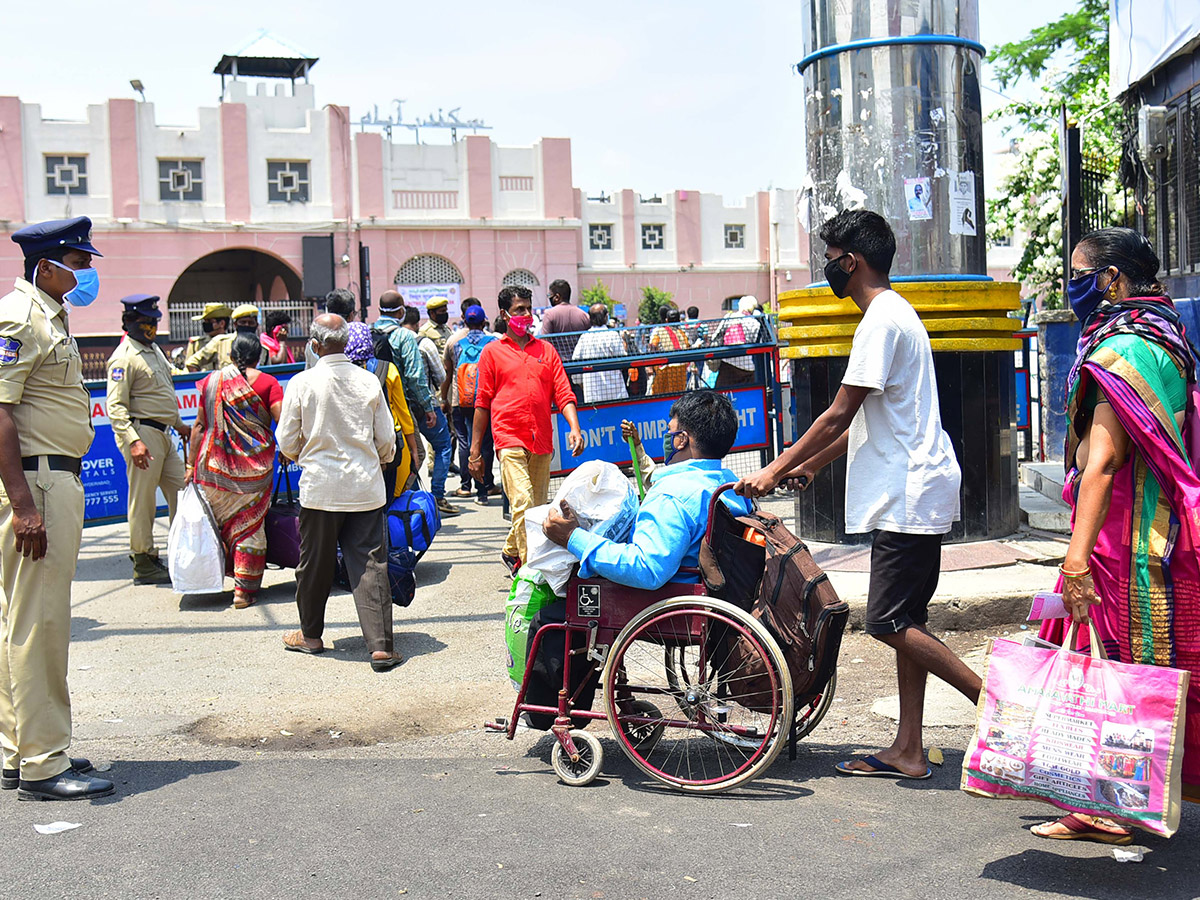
[186,332,234,371]
[185,333,213,360]
[0,278,94,458]
[106,336,184,446]
[418,319,452,354]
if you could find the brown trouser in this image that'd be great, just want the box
[498,448,552,562]
[294,505,393,653]
[120,427,186,556]
[0,467,83,781]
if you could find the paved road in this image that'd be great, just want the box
[2,746,1195,900]
[1,503,1195,898]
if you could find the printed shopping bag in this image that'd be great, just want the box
[961,622,1189,837]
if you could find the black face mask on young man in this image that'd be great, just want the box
[824,253,854,299]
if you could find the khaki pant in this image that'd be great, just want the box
[121,427,186,555]
[498,448,552,562]
[0,467,84,781]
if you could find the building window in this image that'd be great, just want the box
[158,159,204,202]
[724,224,746,249]
[589,224,613,251]
[45,155,88,196]
[502,269,539,287]
[498,176,534,192]
[267,160,310,203]
[641,223,665,251]
[394,254,464,285]
[992,233,1013,248]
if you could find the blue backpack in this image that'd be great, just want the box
[455,333,497,407]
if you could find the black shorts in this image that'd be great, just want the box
[864,530,944,635]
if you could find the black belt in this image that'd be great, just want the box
[21,455,82,475]
[133,418,169,432]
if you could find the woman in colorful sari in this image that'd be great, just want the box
[1033,227,1200,843]
[186,333,283,609]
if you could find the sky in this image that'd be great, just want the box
[4,0,1077,200]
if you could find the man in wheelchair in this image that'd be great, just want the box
[543,389,751,587]
[521,390,753,728]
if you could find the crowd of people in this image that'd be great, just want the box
[1,212,1196,851]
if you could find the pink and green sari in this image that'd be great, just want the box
[1042,298,1200,795]
[194,366,277,594]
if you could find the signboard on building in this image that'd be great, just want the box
[396,283,462,318]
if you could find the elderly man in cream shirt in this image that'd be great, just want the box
[276,314,402,672]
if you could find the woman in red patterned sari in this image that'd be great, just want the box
[186,333,282,608]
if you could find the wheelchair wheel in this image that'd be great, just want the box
[604,597,793,793]
[615,698,665,755]
[551,730,604,787]
[792,672,837,741]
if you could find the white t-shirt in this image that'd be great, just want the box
[842,289,961,535]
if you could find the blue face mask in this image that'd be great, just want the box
[662,430,686,465]
[1066,268,1113,326]
[47,259,100,308]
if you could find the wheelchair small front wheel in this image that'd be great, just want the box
[551,730,604,786]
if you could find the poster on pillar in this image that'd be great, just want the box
[905,177,933,221]
[396,284,462,318]
[949,172,978,236]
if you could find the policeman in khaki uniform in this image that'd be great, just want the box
[185,302,261,371]
[0,217,114,801]
[106,294,187,584]
[185,302,232,360]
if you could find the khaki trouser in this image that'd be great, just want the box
[121,427,186,555]
[0,467,84,781]
[498,448,552,562]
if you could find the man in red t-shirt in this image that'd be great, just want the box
[469,286,584,573]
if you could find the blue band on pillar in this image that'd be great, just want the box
[796,34,987,75]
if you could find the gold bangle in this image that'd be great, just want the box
[1059,564,1091,580]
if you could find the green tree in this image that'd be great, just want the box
[638,286,676,325]
[580,279,616,314]
[987,0,1123,307]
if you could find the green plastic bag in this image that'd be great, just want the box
[505,566,558,690]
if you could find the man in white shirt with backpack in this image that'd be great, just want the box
[737,209,981,781]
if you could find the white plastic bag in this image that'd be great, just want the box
[524,460,639,595]
[167,484,226,594]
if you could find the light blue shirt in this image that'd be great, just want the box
[377,316,435,416]
[566,458,751,590]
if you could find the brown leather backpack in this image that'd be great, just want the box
[699,485,848,712]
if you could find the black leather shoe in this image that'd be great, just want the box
[17,770,114,801]
[2,757,93,790]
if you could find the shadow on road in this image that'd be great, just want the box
[91,758,240,803]
[330,630,447,662]
[980,842,1194,899]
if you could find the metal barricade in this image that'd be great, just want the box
[547,316,783,487]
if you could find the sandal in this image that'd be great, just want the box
[370,652,403,672]
[1031,813,1133,845]
[233,591,256,610]
[282,630,325,655]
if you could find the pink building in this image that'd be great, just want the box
[0,32,809,355]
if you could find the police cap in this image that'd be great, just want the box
[120,294,162,320]
[11,216,103,258]
[192,302,233,322]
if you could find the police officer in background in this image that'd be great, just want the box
[106,294,187,585]
[185,302,232,360]
[186,302,261,371]
[0,217,114,800]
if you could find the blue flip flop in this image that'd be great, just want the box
[835,754,932,780]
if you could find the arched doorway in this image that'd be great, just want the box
[167,248,303,340]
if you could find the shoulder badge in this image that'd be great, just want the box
[0,337,21,367]
[110,366,125,382]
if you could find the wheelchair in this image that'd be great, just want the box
[486,487,836,793]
